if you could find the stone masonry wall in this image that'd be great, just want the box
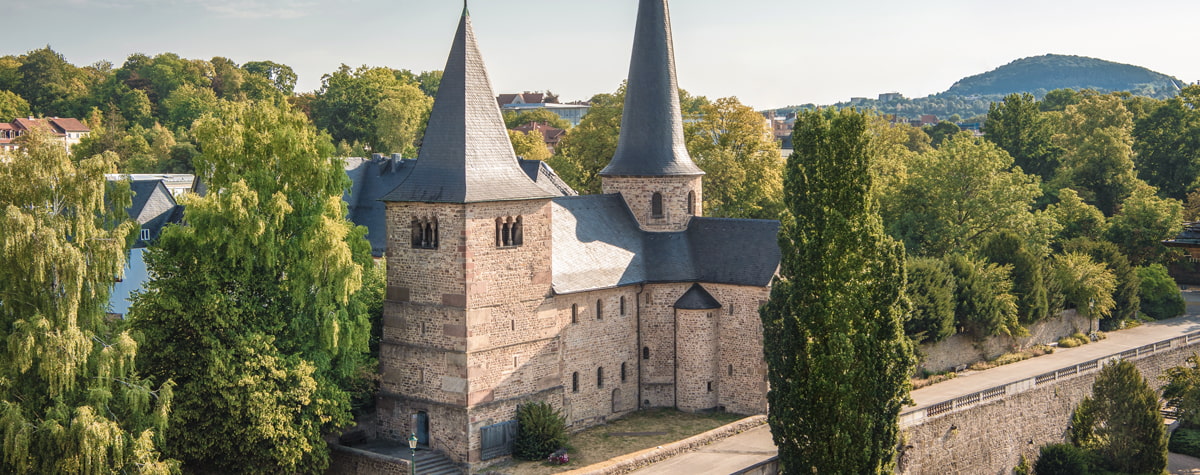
[602,176,702,232]
[707,284,771,415]
[559,287,641,426]
[639,283,689,407]
[899,339,1198,474]
[676,308,719,411]
[918,309,1094,374]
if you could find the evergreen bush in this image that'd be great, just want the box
[1034,443,1091,474]
[514,402,568,461]
[1170,427,1200,459]
[1138,263,1186,320]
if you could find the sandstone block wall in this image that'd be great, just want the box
[602,176,702,232]
[899,337,1200,474]
[917,309,1094,374]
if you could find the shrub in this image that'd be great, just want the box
[514,402,568,461]
[1034,443,1090,474]
[1138,263,1186,320]
[1058,337,1081,348]
[945,253,1024,339]
[1170,427,1200,459]
[905,256,957,344]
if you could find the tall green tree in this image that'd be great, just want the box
[372,82,433,157]
[503,108,570,130]
[129,100,373,473]
[946,253,1023,338]
[1052,93,1140,216]
[1046,188,1108,245]
[553,88,626,194]
[1071,360,1167,474]
[888,132,1053,257]
[0,90,30,122]
[509,129,552,162]
[904,256,957,344]
[1133,85,1200,200]
[311,65,430,153]
[1052,251,1117,321]
[687,96,784,219]
[981,232,1050,323]
[1104,185,1182,266]
[1065,238,1141,328]
[760,109,915,473]
[0,128,176,474]
[983,92,1062,181]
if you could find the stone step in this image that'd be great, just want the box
[412,449,464,475]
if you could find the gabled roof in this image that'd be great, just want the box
[674,283,721,310]
[48,118,89,132]
[550,194,780,294]
[125,179,183,248]
[601,0,703,177]
[380,8,554,204]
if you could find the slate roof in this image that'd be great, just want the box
[550,195,780,294]
[380,9,554,204]
[346,155,573,257]
[675,283,721,310]
[126,179,183,248]
[344,156,415,257]
[1164,222,1200,249]
[601,0,703,178]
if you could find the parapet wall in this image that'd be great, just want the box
[897,331,1200,474]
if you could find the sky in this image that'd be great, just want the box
[7,0,1200,110]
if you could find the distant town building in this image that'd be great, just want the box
[498,91,592,126]
[511,122,567,151]
[0,117,91,153]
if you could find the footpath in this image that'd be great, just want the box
[629,291,1200,474]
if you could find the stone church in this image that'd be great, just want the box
[375,0,781,467]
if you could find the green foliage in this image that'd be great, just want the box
[982,232,1050,323]
[1137,264,1185,320]
[1034,443,1092,475]
[1133,86,1200,200]
[1053,94,1140,216]
[0,90,30,122]
[373,81,433,157]
[945,253,1024,339]
[1104,185,1182,266]
[686,96,784,219]
[1170,427,1200,459]
[311,64,435,154]
[554,87,625,194]
[0,128,176,474]
[130,100,372,473]
[242,61,298,96]
[509,130,551,162]
[983,92,1063,181]
[946,55,1182,99]
[1164,354,1200,429]
[761,109,915,473]
[503,108,570,130]
[1071,360,1167,474]
[514,402,568,461]
[922,121,960,148]
[904,256,957,344]
[1047,188,1109,244]
[887,132,1051,257]
[1065,239,1141,329]
[1052,252,1117,320]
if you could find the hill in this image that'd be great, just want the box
[945,54,1183,98]
[780,54,1184,121]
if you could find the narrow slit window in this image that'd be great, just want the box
[596,299,603,320]
[687,191,695,215]
[597,367,604,388]
[651,192,664,218]
[572,372,579,392]
[571,304,578,324]
[621,362,627,382]
[642,346,650,360]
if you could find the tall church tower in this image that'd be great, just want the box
[601,0,704,232]
[377,4,560,465]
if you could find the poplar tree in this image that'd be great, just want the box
[130,99,373,473]
[760,109,916,473]
[0,129,176,474]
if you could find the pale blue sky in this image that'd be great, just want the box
[7,0,1199,109]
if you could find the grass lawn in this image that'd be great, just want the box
[479,408,745,474]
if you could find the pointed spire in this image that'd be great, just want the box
[601,0,703,177]
[382,7,554,203]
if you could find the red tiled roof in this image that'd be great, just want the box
[49,117,89,132]
[512,122,567,146]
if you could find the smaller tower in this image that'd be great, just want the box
[600,0,703,232]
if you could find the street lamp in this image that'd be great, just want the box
[408,433,418,475]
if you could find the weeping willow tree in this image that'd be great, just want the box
[129,99,374,474]
[0,128,176,474]
[760,109,916,473]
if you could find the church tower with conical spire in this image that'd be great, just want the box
[377,3,563,466]
[601,0,704,232]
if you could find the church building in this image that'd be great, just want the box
[375,0,781,467]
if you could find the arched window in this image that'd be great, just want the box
[412,216,438,249]
[596,299,603,320]
[620,296,626,316]
[642,346,650,360]
[621,362,627,382]
[571,304,578,324]
[651,192,664,218]
[687,191,696,215]
[572,372,579,392]
[495,217,503,246]
[496,215,524,247]
[514,216,524,245]
[597,367,604,388]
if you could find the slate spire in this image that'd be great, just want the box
[382,7,554,203]
[601,0,704,177]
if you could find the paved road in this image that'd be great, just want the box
[628,424,776,475]
[628,291,1200,474]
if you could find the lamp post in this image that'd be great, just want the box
[408,433,418,475]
